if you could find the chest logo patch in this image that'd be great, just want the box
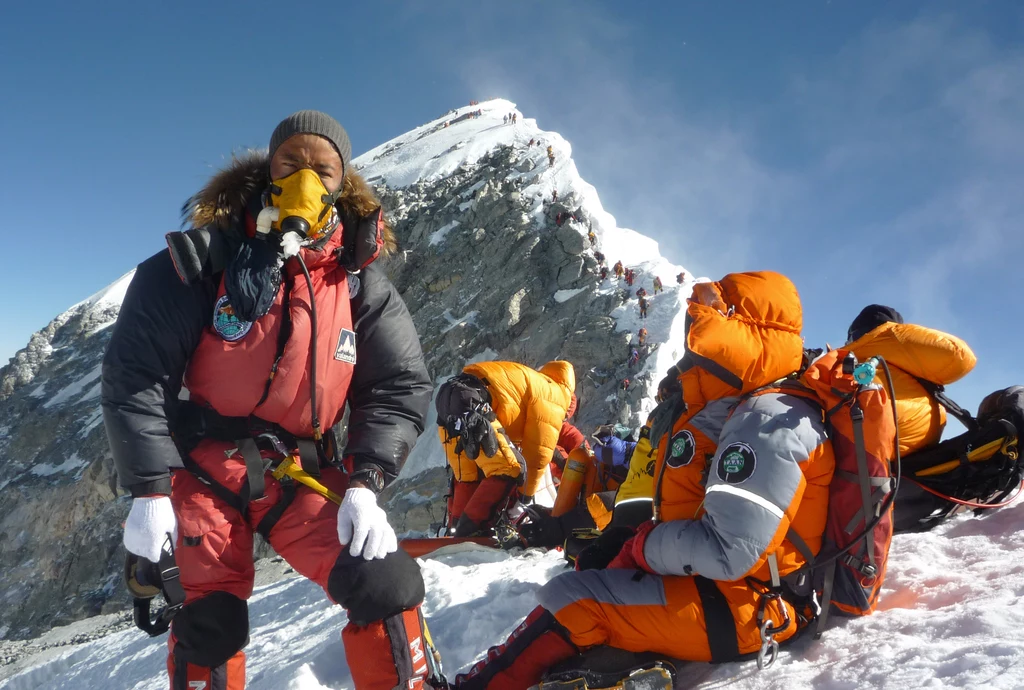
[335,328,357,363]
[666,430,696,469]
[212,295,252,342]
[717,442,756,484]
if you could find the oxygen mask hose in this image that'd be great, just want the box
[295,250,323,442]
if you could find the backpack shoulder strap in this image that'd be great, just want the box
[912,376,978,431]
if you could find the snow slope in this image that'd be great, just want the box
[6,503,1024,689]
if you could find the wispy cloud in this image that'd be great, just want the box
[436,4,793,277]
[793,15,1024,327]
[782,13,1024,409]
[418,5,1020,410]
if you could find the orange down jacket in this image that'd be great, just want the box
[848,322,976,455]
[461,360,575,497]
[536,272,835,662]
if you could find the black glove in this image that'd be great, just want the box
[517,506,566,549]
[460,410,499,460]
[574,525,637,571]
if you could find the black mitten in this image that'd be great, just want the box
[224,237,283,321]
[462,411,499,460]
[574,525,637,571]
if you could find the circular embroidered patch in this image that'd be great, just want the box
[666,430,696,469]
[717,442,757,484]
[213,295,253,342]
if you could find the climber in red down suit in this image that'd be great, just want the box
[102,111,441,689]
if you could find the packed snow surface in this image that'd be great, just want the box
[6,501,1024,689]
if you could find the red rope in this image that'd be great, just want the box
[907,477,1024,510]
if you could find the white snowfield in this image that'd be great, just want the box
[5,504,1024,689]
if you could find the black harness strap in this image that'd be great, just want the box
[132,548,186,637]
[814,561,837,640]
[237,437,267,504]
[694,575,740,662]
[850,401,878,570]
[297,438,321,479]
[913,376,978,431]
[180,455,249,518]
[256,477,299,540]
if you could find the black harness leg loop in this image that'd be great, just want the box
[237,437,266,502]
[256,477,299,540]
[297,438,321,478]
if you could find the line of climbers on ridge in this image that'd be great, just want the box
[100,108,1021,690]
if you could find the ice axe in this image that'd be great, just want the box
[271,457,499,557]
[271,456,343,504]
[124,537,185,637]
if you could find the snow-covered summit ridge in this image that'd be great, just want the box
[355,98,700,420]
[355,99,670,271]
[0,270,134,398]
[66,270,136,315]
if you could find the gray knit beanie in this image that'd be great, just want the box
[269,110,352,170]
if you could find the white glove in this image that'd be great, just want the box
[123,496,178,563]
[337,487,398,560]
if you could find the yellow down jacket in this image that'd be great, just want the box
[440,417,525,483]
[849,322,976,455]
[460,360,576,497]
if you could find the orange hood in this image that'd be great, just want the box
[678,271,804,407]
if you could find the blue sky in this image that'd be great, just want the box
[1,1,1020,416]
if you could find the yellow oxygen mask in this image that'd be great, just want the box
[257,168,340,241]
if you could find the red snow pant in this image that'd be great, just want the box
[167,440,428,690]
[447,476,517,537]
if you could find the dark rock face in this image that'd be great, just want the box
[0,288,129,640]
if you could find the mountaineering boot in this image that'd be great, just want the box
[538,647,679,690]
[168,633,246,690]
[536,666,674,690]
[344,606,445,689]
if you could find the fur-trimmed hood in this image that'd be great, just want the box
[180,149,396,256]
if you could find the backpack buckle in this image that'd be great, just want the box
[842,553,878,578]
